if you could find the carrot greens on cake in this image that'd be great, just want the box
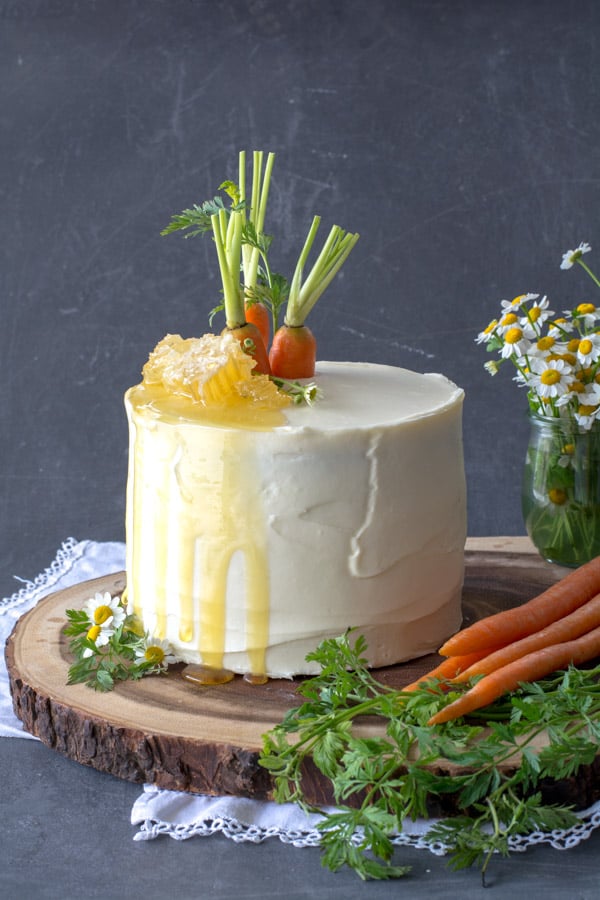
[268,216,359,378]
[160,149,359,383]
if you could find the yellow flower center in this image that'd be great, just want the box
[579,404,598,416]
[512,294,526,305]
[87,624,101,642]
[484,319,498,335]
[567,338,580,352]
[529,306,542,322]
[577,303,596,315]
[579,339,593,355]
[548,488,567,505]
[571,380,586,393]
[540,369,561,385]
[501,312,519,326]
[504,326,523,344]
[536,336,555,351]
[144,646,166,665]
[562,443,575,456]
[93,605,114,625]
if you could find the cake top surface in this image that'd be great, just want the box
[281,361,464,431]
[127,352,463,433]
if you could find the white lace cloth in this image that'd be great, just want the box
[2,539,600,855]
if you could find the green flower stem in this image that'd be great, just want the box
[577,257,600,290]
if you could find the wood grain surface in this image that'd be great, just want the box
[6,537,600,811]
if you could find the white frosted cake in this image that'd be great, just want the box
[124,334,466,680]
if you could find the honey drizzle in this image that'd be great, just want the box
[127,390,274,680]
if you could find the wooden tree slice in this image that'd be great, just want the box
[5,538,600,811]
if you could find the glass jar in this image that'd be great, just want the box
[522,412,600,567]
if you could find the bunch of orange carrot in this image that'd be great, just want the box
[402,555,600,725]
[162,150,359,382]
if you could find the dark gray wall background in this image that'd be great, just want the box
[3,0,600,594]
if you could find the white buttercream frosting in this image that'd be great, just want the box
[125,361,467,678]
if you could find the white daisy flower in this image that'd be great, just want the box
[556,379,586,407]
[572,302,600,328]
[84,591,126,634]
[527,334,561,358]
[528,357,576,399]
[135,637,179,668]
[82,626,111,658]
[476,319,499,344]
[499,326,532,359]
[520,295,554,330]
[557,441,576,468]
[496,310,522,335]
[560,242,591,270]
[575,402,600,430]
[576,332,600,366]
[500,293,539,313]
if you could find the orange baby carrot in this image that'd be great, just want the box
[452,592,600,684]
[270,218,358,379]
[401,649,502,692]
[439,554,600,657]
[269,324,317,379]
[224,322,271,375]
[244,299,270,351]
[428,624,600,725]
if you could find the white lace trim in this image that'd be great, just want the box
[0,537,84,614]
[133,797,600,854]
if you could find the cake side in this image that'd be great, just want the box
[125,360,466,678]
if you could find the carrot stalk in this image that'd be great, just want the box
[211,209,271,374]
[451,591,600,684]
[239,149,275,352]
[269,324,317,379]
[439,554,600,657]
[211,209,244,327]
[268,218,359,379]
[401,649,503,693]
[239,150,275,294]
[285,218,359,328]
[428,623,600,725]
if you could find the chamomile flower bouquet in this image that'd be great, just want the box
[65,590,180,690]
[478,242,600,567]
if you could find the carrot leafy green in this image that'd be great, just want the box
[260,630,600,884]
[160,150,359,379]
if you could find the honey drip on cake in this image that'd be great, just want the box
[125,338,288,682]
